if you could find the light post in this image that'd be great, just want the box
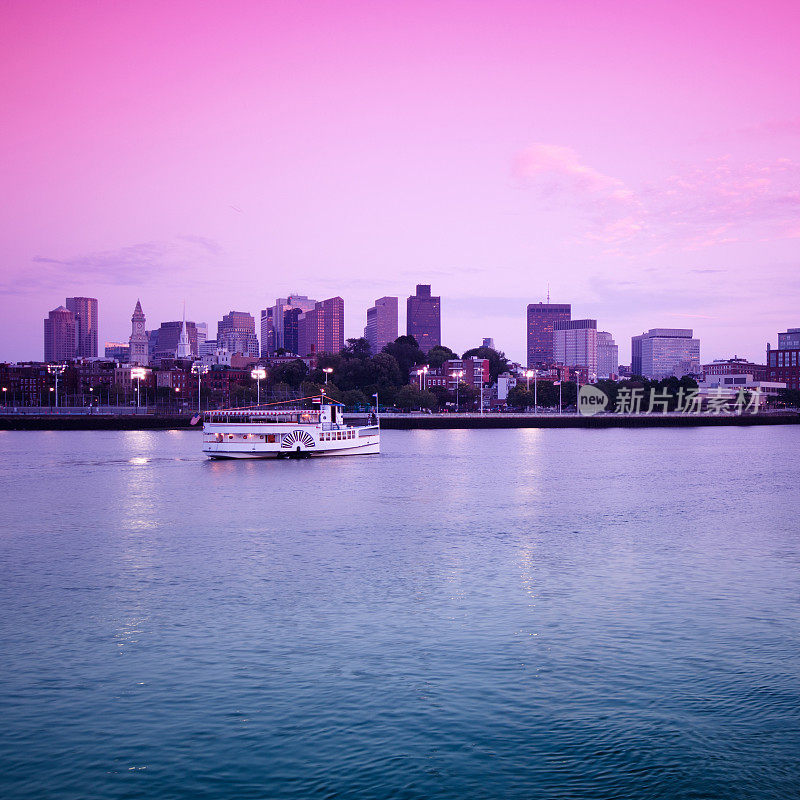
[47,364,66,409]
[323,367,333,385]
[49,387,54,409]
[525,369,535,413]
[454,369,464,412]
[131,367,146,409]
[2,387,6,407]
[251,368,266,405]
[192,364,209,413]
[421,365,428,391]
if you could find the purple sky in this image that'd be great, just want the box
[1,0,798,365]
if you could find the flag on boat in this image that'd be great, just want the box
[553,381,561,386]
[190,414,201,425]
[312,397,323,404]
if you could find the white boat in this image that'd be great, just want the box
[201,398,380,459]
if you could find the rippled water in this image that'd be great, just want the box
[1,427,799,799]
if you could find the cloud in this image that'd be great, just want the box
[3,237,223,295]
[514,144,800,254]
[513,144,634,201]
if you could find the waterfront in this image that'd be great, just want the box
[1,428,799,799]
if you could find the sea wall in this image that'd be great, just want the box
[0,412,798,431]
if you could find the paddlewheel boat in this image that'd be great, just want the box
[201,397,380,459]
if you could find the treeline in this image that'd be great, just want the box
[263,336,511,409]
[507,375,700,411]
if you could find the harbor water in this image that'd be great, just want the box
[1,428,799,799]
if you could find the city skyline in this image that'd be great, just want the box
[2,1,799,363]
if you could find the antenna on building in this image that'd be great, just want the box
[547,284,550,304]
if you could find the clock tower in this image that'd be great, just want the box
[129,299,149,366]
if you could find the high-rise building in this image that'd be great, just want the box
[767,328,800,390]
[282,307,303,355]
[151,321,198,360]
[554,319,598,376]
[217,311,259,357]
[65,297,98,358]
[364,296,398,353]
[104,342,130,362]
[778,327,800,350]
[260,308,275,357]
[597,332,619,379]
[196,322,208,348]
[44,306,76,362]
[527,302,571,367]
[297,297,345,356]
[269,295,317,352]
[406,285,440,354]
[129,300,149,366]
[631,329,700,379]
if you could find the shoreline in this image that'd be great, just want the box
[0,412,798,431]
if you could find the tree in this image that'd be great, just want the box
[341,337,372,360]
[461,346,511,383]
[394,384,436,411]
[270,359,308,389]
[382,336,426,384]
[507,385,534,410]
[341,389,369,408]
[426,345,457,368]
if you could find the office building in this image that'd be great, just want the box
[631,329,700,379]
[406,285,441,354]
[151,320,199,361]
[767,328,800,390]
[297,296,345,356]
[527,302,571,367]
[260,308,275,357]
[104,342,130,362]
[65,297,99,358]
[364,296,398,353]
[703,358,766,381]
[268,295,317,352]
[597,332,619,379]
[554,319,598,376]
[217,311,259,357]
[44,306,76,362]
[778,327,800,350]
[129,300,149,366]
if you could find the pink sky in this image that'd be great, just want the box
[1,0,798,364]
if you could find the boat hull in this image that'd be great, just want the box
[204,440,380,459]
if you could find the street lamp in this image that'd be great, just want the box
[251,368,266,405]
[131,367,147,408]
[454,369,464,412]
[322,367,333,385]
[47,364,66,408]
[2,387,7,407]
[192,363,209,413]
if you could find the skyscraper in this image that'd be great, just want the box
[527,302,571,367]
[631,329,700,379]
[553,319,598,376]
[260,308,275,357]
[44,306,76,362]
[297,297,345,356]
[151,321,198,360]
[217,311,259,357]
[65,297,99,358]
[406,285,440,354]
[364,296,398,353]
[269,295,317,352]
[129,300,149,366]
[596,332,619,379]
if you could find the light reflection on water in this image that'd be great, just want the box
[1,427,799,800]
